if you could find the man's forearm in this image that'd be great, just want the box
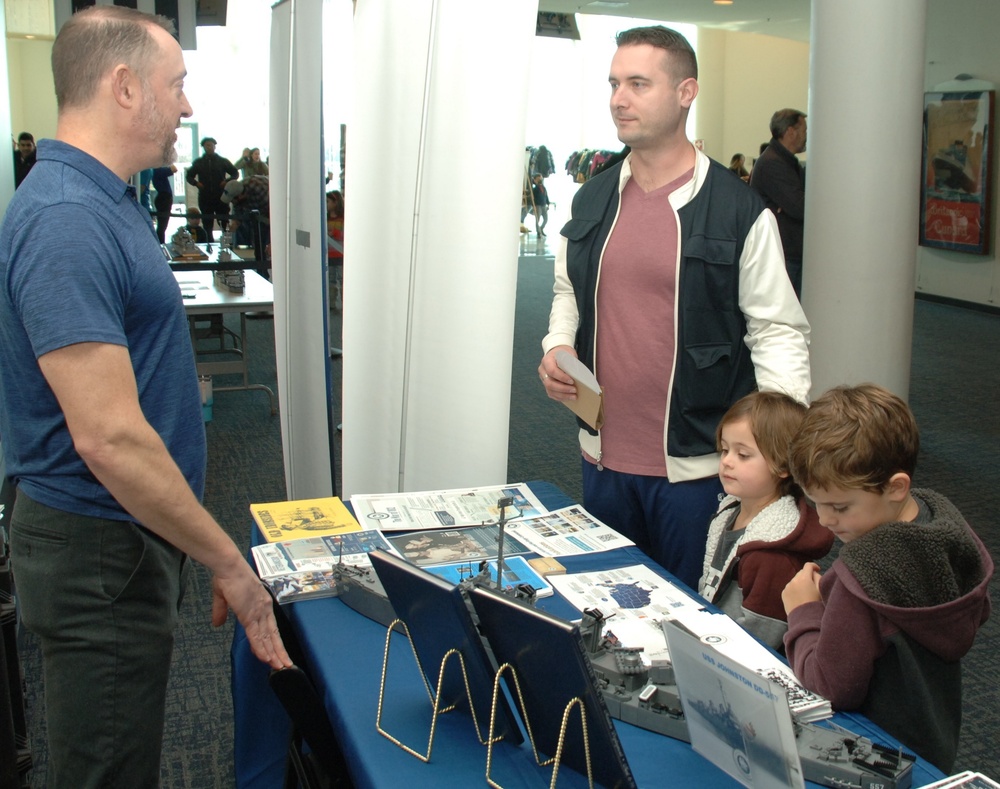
[81,419,246,575]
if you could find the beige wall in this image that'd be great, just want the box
[7,37,56,142]
[694,29,810,169]
[917,0,1000,307]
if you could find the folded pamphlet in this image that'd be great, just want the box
[555,349,604,430]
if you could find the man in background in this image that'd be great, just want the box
[222,173,270,249]
[750,108,807,297]
[538,26,810,588]
[0,8,290,786]
[13,131,36,188]
[186,135,238,240]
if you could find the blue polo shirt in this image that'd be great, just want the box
[0,139,206,520]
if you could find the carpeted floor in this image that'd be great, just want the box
[13,249,1000,786]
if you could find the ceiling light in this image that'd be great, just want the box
[714,0,734,5]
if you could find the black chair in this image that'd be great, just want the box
[268,599,355,789]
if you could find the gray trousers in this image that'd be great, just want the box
[11,492,188,789]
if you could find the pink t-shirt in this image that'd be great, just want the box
[590,168,693,474]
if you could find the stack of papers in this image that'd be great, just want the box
[251,531,393,604]
[253,483,638,606]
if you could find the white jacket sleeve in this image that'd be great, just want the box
[739,209,812,404]
[541,233,580,354]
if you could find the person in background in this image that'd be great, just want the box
[530,173,551,236]
[750,109,807,297]
[782,383,993,772]
[728,152,749,181]
[221,174,269,248]
[13,131,36,188]
[698,391,832,650]
[186,136,238,240]
[138,167,153,211]
[0,8,291,787]
[538,25,810,589]
[234,146,252,176]
[152,164,176,244]
[234,146,269,177]
[327,190,345,312]
[184,206,209,243]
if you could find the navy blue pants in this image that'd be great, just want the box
[582,459,722,589]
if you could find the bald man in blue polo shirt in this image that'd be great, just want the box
[0,8,289,786]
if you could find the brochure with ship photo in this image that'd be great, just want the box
[252,531,392,604]
[423,556,553,598]
[384,524,531,567]
[663,620,804,789]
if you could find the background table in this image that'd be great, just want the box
[166,242,267,274]
[231,482,947,788]
[175,270,276,414]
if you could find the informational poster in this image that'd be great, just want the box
[919,90,994,254]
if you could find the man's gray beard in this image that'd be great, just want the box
[161,143,178,167]
[136,86,177,167]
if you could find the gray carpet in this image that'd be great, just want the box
[14,251,1000,785]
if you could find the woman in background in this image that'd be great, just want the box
[729,152,750,182]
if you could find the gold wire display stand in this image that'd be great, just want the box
[375,617,596,787]
[375,618,503,762]
[485,662,593,789]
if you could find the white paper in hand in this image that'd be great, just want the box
[554,349,604,429]
[555,350,600,394]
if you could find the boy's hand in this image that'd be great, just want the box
[782,562,822,614]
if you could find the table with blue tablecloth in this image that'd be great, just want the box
[231,481,946,788]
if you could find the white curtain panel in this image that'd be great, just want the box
[270,0,336,499]
[342,0,537,496]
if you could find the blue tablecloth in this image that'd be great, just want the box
[232,481,946,788]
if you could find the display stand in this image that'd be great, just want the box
[484,662,592,789]
[375,619,498,761]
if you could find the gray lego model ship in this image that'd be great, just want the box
[577,607,916,789]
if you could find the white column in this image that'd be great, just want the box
[342,0,536,496]
[803,0,928,399]
[270,0,335,499]
[0,1,13,217]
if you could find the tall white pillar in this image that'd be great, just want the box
[0,1,13,217]
[803,0,928,399]
[270,0,335,499]
[342,0,537,496]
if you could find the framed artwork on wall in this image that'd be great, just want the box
[919,90,994,254]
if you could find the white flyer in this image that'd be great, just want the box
[548,564,701,664]
[505,505,635,556]
[350,483,548,531]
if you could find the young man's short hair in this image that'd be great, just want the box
[615,25,698,83]
[18,132,34,144]
[788,383,919,494]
